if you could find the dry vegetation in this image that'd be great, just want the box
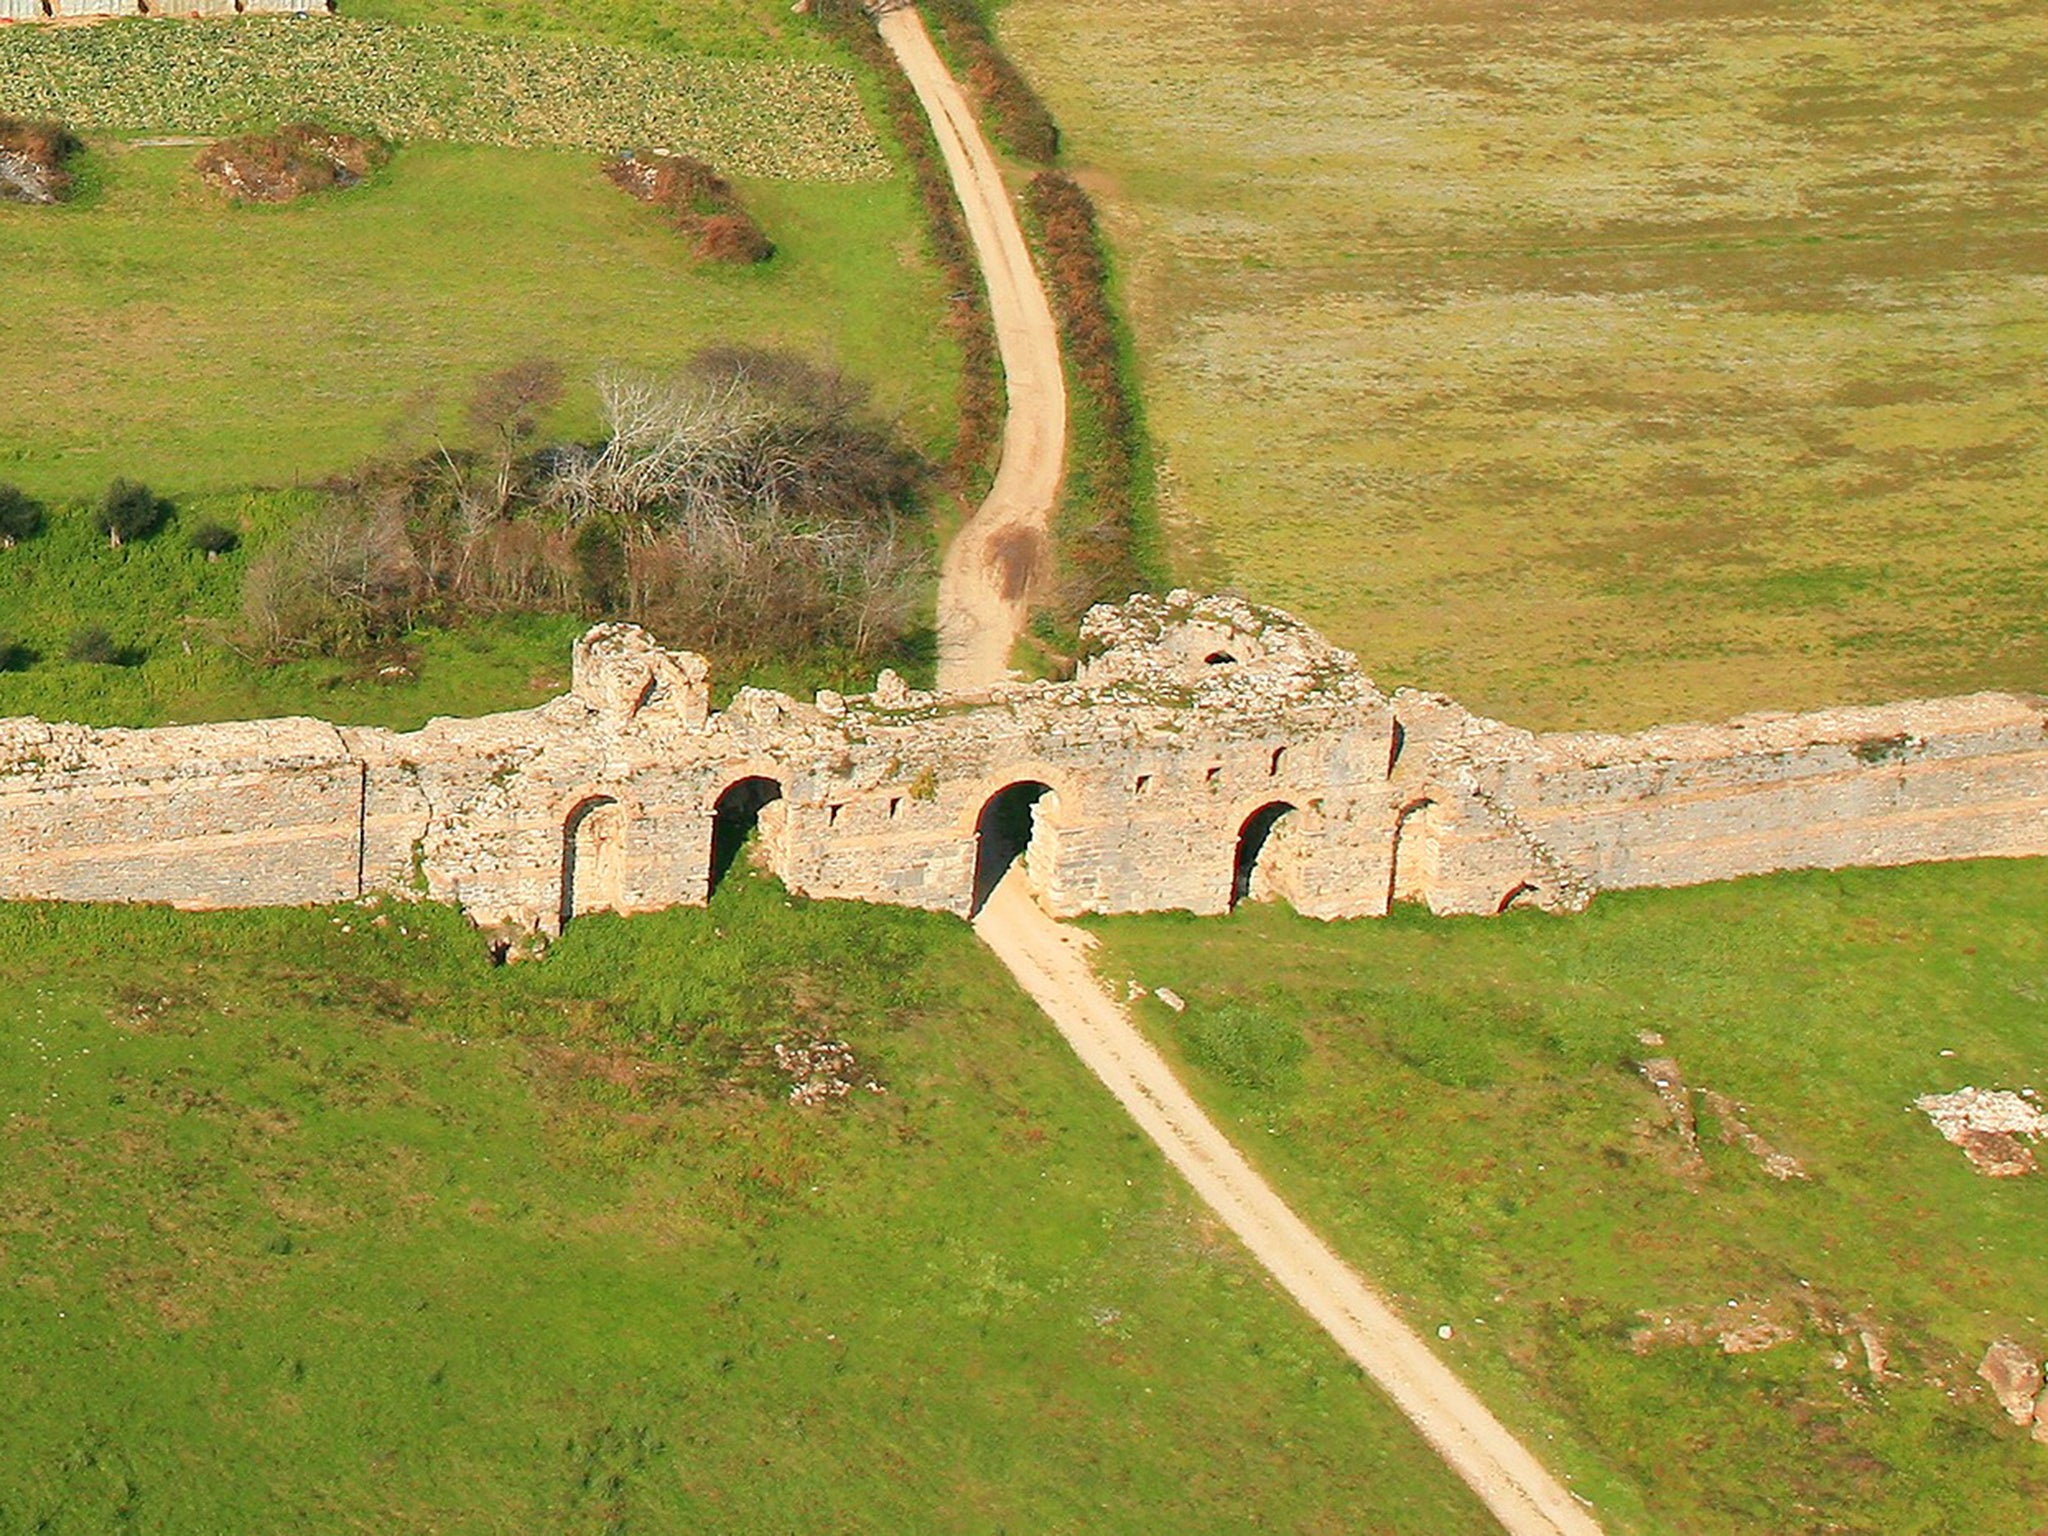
[602,150,771,262]
[1001,0,2048,730]
[195,123,389,203]
[245,349,926,667]
[0,114,79,205]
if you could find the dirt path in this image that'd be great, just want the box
[877,5,1066,694]
[974,873,1606,1536]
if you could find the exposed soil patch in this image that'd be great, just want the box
[1916,1086,2046,1176]
[195,123,388,204]
[603,150,771,264]
[0,116,80,206]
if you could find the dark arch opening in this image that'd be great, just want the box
[1497,882,1539,914]
[1231,801,1298,909]
[1387,718,1406,777]
[709,776,784,897]
[560,794,620,930]
[1204,650,1237,666]
[972,781,1051,914]
[1387,797,1435,910]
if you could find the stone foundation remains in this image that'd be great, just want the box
[3,592,2045,932]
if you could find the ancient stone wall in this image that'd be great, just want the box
[2,593,2044,932]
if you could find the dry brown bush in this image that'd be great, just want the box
[0,116,81,205]
[603,151,774,264]
[195,123,389,204]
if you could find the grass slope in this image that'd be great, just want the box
[0,141,954,502]
[1001,0,2048,730]
[1091,860,2048,1533]
[0,875,1490,1532]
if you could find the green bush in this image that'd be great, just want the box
[1364,990,1502,1089]
[66,625,120,665]
[0,483,44,547]
[188,520,239,559]
[1175,1001,1308,1095]
[95,477,167,548]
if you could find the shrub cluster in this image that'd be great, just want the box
[603,152,773,264]
[245,349,927,669]
[95,478,169,549]
[0,115,81,205]
[922,0,1058,165]
[194,122,389,204]
[1026,171,1155,616]
[0,484,45,548]
[811,0,1001,496]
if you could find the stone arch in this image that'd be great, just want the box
[1388,797,1437,909]
[560,793,627,929]
[1497,881,1540,914]
[709,775,786,896]
[972,780,1059,914]
[1230,800,1300,909]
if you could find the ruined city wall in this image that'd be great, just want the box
[0,715,364,908]
[1396,689,2048,916]
[3,596,2046,931]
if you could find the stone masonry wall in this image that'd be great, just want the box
[2,593,2045,931]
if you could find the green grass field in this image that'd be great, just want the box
[0,139,952,502]
[0,874,1491,1531]
[1091,860,2048,1533]
[1001,0,2048,731]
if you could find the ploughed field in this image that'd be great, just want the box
[1092,858,2048,1534]
[999,0,2048,731]
[0,875,1490,1532]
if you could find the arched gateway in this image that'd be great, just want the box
[972,781,1056,914]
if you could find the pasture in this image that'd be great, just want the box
[1094,858,2048,1533]
[0,876,1489,1532]
[0,139,952,501]
[1000,0,2048,730]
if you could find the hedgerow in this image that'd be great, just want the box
[1026,170,1160,619]
[811,0,1002,495]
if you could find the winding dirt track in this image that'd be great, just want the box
[878,5,1066,694]
[975,877,1604,1535]
[887,13,1602,1530]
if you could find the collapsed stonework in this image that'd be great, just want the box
[3,591,2046,933]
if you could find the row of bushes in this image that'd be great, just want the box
[812,0,1001,496]
[921,0,1059,165]
[0,478,235,556]
[1026,170,1158,619]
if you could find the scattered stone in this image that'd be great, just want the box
[196,124,388,203]
[1978,1338,2043,1424]
[814,689,845,717]
[0,116,78,206]
[1437,1324,1453,1340]
[774,1037,883,1106]
[1636,1029,1665,1047]
[1634,1056,1705,1180]
[1719,1321,1796,1355]
[1154,986,1186,1013]
[1698,1087,1807,1180]
[1916,1088,2047,1176]
[872,668,909,707]
[1859,1328,1889,1380]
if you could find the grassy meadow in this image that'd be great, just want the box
[0,874,1492,1532]
[1091,860,2048,1534]
[999,0,2048,730]
[0,140,953,502]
